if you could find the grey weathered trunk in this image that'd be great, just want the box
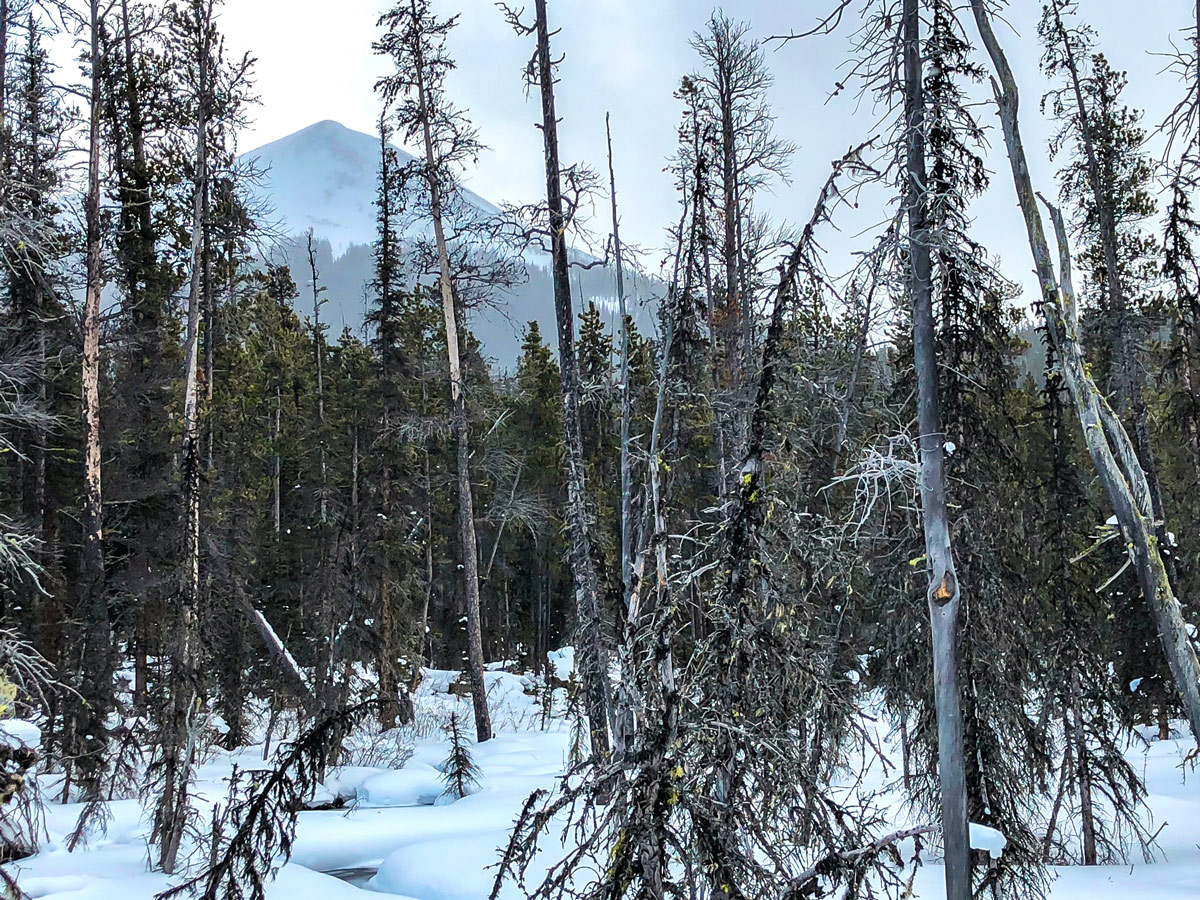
[969,0,1200,745]
[691,92,729,494]
[902,5,971,898]
[0,0,8,167]
[272,386,281,539]
[719,61,739,390]
[158,3,210,872]
[606,113,636,755]
[307,231,329,526]
[1048,6,1175,587]
[411,14,492,741]
[81,0,107,671]
[532,0,610,756]
[77,0,114,804]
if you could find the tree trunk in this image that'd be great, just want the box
[903,5,972,899]
[272,385,281,539]
[969,0,1200,745]
[158,3,210,871]
[411,15,492,742]
[307,231,329,526]
[1067,668,1098,864]
[532,0,610,755]
[0,0,9,172]
[720,66,739,384]
[77,0,114,802]
[606,113,637,756]
[691,92,729,495]
[1048,6,1176,588]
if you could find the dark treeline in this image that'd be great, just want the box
[1,0,1199,898]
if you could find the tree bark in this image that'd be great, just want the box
[76,0,115,803]
[307,231,329,526]
[158,2,210,871]
[1067,667,1098,864]
[410,2,492,741]
[902,5,971,898]
[606,113,637,755]
[1,0,9,173]
[532,0,610,755]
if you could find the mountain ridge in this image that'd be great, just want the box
[239,119,656,368]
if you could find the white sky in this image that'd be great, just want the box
[224,0,1196,297]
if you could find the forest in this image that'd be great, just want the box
[0,0,1199,899]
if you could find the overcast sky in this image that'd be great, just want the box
[225,0,1195,302]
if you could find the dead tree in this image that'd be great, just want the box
[374,0,493,741]
[503,0,611,755]
[901,3,970,898]
[71,0,115,804]
[968,0,1200,745]
[155,0,215,872]
[1042,1,1175,584]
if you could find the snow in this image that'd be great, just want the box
[969,823,1008,858]
[0,718,41,750]
[548,647,575,682]
[5,653,1199,900]
[241,120,499,259]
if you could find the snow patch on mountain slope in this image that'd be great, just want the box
[243,120,499,258]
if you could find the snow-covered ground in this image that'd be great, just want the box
[4,651,1197,900]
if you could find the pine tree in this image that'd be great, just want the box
[439,711,479,800]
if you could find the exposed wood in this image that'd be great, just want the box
[902,4,970,897]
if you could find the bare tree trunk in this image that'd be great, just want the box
[607,113,632,620]
[1047,6,1176,587]
[202,191,214,473]
[307,231,329,526]
[1067,667,1097,864]
[411,16,492,742]
[272,385,281,539]
[902,6,971,898]
[76,0,114,803]
[606,113,637,755]
[157,3,210,871]
[422,447,434,667]
[81,0,107,668]
[969,0,1200,745]
[690,91,729,495]
[1042,742,1071,861]
[720,64,739,384]
[0,0,9,171]
[532,0,610,755]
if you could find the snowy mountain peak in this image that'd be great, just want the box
[242,119,495,258]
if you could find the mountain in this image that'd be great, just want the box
[245,120,500,257]
[240,120,655,368]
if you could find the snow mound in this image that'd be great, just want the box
[969,822,1008,859]
[0,718,40,750]
[356,764,445,808]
